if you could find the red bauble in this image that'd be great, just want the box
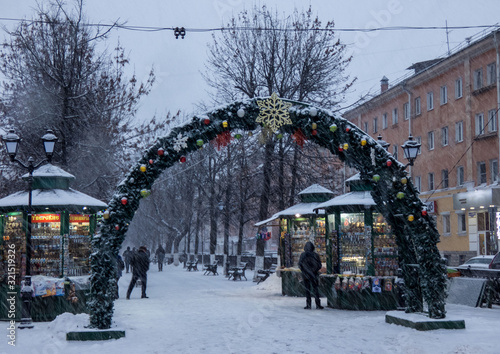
[204,118,210,125]
[422,210,428,216]
[149,159,154,165]
[346,127,351,132]
[115,225,120,230]
[312,129,317,136]
[180,156,186,163]
[121,197,128,205]
[386,160,392,167]
[157,148,164,156]
[338,146,344,152]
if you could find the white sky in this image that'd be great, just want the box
[2,0,500,122]
[8,265,500,353]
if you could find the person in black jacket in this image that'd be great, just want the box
[126,246,150,299]
[298,241,324,309]
[155,245,166,271]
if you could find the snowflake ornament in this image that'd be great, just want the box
[173,133,189,152]
[256,92,293,132]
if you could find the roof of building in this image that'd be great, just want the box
[0,188,107,213]
[314,191,376,210]
[21,163,75,180]
[255,202,326,226]
[297,184,334,196]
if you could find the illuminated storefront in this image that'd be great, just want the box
[0,164,106,282]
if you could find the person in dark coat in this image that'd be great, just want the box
[115,254,125,299]
[126,246,150,299]
[298,241,324,309]
[123,246,133,273]
[155,245,166,271]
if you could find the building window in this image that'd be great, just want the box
[457,213,467,234]
[442,169,449,188]
[414,176,421,192]
[474,68,483,90]
[478,161,487,185]
[363,121,368,133]
[440,85,447,105]
[441,126,449,146]
[392,108,398,125]
[488,109,497,132]
[416,136,422,154]
[403,102,410,120]
[415,97,421,115]
[490,159,498,183]
[455,121,463,142]
[442,214,450,235]
[373,117,378,133]
[428,131,435,150]
[487,63,496,86]
[455,77,463,99]
[475,113,485,136]
[382,113,388,129]
[457,166,464,186]
[427,91,434,110]
[393,145,398,160]
[428,172,435,190]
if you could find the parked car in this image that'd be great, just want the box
[456,255,495,270]
[489,252,500,269]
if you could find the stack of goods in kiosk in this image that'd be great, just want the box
[333,274,394,293]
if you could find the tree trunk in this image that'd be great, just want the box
[289,144,299,206]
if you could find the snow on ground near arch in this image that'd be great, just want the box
[6,265,500,354]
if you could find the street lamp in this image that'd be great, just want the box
[401,135,421,167]
[2,129,58,329]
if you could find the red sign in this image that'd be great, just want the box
[70,214,89,223]
[32,214,60,223]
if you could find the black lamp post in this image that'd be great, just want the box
[401,135,421,167]
[2,129,58,329]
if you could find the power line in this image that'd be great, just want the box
[0,16,499,36]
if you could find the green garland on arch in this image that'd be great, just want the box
[89,95,446,329]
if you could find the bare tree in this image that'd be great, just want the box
[0,0,155,200]
[203,5,354,268]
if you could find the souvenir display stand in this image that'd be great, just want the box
[0,164,106,321]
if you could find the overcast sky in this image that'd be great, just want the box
[2,0,500,122]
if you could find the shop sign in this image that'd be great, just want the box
[70,214,89,223]
[32,214,60,223]
[425,201,436,214]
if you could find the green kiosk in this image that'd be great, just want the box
[0,164,107,321]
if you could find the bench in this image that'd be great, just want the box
[228,262,248,281]
[186,260,199,271]
[203,262,218,276]
[256,264,277,284]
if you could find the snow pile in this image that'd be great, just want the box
[255,272,281,293]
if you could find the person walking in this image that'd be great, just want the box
[126,246,150,299]
[155,245,166,271]
[123,246,133,273]
[298,241,324,309]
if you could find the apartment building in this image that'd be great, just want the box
[344,29,500,266]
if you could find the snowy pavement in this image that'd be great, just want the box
[3,265,500,354]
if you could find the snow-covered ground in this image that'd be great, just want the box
[4,265,500,354]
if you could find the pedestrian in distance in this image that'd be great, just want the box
[156,244,166,271]
[298,241,324,309]
[115,254,125,299]
[126,246,150,299]
[123,246,133,273]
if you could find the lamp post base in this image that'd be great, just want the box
[18,276,34,329]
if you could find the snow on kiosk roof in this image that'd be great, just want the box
[255,184,333,226]
[0,164,107,213]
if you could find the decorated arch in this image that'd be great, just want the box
[90,94,446,329]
